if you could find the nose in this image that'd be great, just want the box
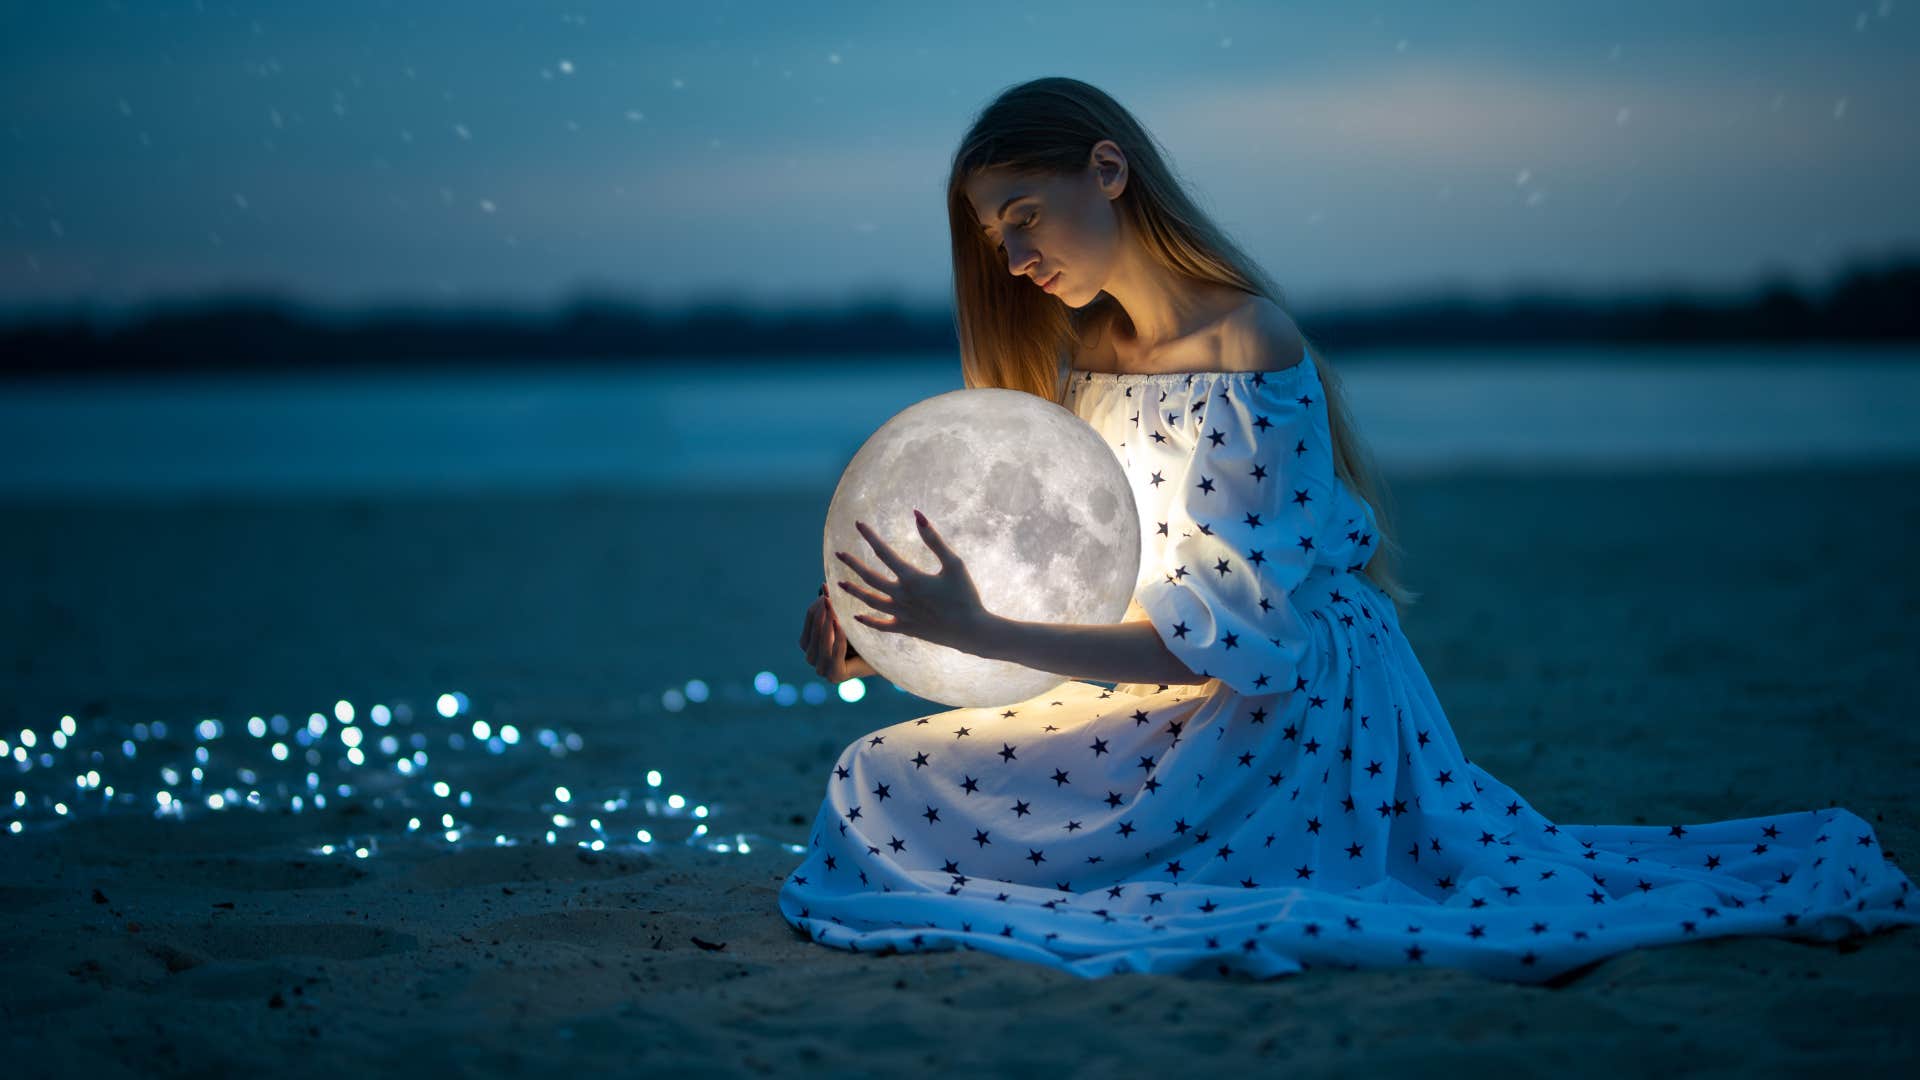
[1005,243,1038,276]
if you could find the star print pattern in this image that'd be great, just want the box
[1120,355,1378,696]
[776,347,1920,984]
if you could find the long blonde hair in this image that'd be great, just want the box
[945,76,1419,613]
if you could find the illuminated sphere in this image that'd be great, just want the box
[824,387,1141,707]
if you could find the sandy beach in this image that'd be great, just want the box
[3,465,1917,1076]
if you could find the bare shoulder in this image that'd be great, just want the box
[1221,295,1306,374]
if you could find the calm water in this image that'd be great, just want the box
[6,344,1917,855]
[3,344,1917,497]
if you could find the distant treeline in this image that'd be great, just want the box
[2,253,1916,377]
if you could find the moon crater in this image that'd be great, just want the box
[823,388,1142,707]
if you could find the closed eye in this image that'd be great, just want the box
[990,211,1039,253]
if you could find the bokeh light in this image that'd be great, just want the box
[2,669,911,858]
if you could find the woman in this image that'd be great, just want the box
[784,77,1916,983]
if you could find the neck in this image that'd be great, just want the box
[1097,231,1241,358]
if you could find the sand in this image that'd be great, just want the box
[2,466,1917,1076]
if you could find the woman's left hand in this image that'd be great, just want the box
[834,509,995,655]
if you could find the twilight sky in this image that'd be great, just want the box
[3,0,1917,321]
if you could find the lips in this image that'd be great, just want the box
[1039,271,1062,292]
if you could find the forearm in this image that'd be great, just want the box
[972,612,1211,687]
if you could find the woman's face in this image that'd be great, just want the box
[963,144,1126,308]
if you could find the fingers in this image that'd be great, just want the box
[850,520,915,579]
[826,603,866,664]
[820,601,838,661]
[836,578,890,610]
[810,608,832,672]
[912,509,958,567]
[833,546,898,597]
[824,608,850,680]
[818,605,843,677]
[805,605,825,665]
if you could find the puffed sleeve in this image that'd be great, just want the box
[1132,363,1334,696]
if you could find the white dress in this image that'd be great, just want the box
[777,347,1918,982]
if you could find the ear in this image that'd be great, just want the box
[1090,139,1127,199]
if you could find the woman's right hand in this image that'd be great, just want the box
[802,582,876,682]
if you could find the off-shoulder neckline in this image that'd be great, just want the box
[1067,347,1315,383]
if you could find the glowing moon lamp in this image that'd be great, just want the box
[824,387,1142,707]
